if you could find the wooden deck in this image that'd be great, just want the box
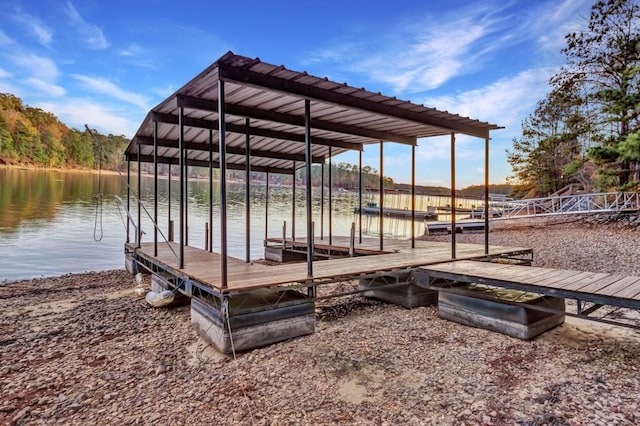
[419,260,640,310]
[130,238,532,293]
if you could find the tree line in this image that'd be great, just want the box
[0,93,128,170]
[508,0,640,196]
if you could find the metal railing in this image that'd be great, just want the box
[486,192,640,220]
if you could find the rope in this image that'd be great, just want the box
[222,298,255,425]
[84,124,179,262]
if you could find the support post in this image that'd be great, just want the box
[484,136,490,255]
[168,163,172,242]
[328,147,333,246]
[184,143,189,246]
[178,107,185,268]
[292,160,296,241]
[320,161,325,240]
[153,121,158,256]
[411,143,416,249]
[245,118,251,263]
[218,80,228,289]
[126,159,130,244]
[379,141,384,251]
[349,222,355,257]
[264,172,269,244]
[304,99,313,280]
[136,141,141,249]
[209,130,213,253]
[358,150,363,244]
[450,132,456,259]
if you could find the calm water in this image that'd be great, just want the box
[0,168,475,282]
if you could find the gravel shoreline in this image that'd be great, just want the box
[2,222,640,425]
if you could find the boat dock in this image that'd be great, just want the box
[128,238,532,295]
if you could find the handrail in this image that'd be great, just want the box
[487,192,639,220]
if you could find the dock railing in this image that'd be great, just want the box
[489,192,640,220]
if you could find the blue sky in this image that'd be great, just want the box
[0,0,593,187]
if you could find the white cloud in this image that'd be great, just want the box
[0,68,12,79]
[0,29,14,46]
[15,9,53,47]
[24,78,66,97]
[119,43,155,68]
[64,1,108,49]
[12,53,59,81]
[37,99,138,136]
[72,74,150,110]
[422,67,555,131]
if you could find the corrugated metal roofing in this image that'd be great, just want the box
[125,51,502,174]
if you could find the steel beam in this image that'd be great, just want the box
[450,132,456,259]
[153,121,158,256]
[484,136,490,256]
[177,94,416,145]
[150,111,362,151]
[218,80,228,289]
[134,135,325,164]
[178,107,185,268]
[358,150,362,244]
[304,99,314,280]
[411,143,416,249]
[379,141,384,251]
[209,129,214,253]
[245,118,251,263]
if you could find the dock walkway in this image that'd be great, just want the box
[130,239,532,294]
[418,260,640,325]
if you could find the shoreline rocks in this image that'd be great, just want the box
[2,223,640,424]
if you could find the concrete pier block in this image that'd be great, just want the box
[191,289,315,354]
[359,272,438,309]
[125,254,138,274]
[438,289,565,340]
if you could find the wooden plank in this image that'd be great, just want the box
[599,276,640,297]
[574,274,629,294]
[612,278,640,299]
[560,273,613,292]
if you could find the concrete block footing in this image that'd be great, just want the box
[191,289,315,354]
[359,273,438,309]
[438,291,565,340]
[125,254,138,274]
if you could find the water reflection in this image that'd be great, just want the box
[0,168,475,282]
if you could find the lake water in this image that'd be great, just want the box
[0,168,475,283]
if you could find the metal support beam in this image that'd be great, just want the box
[137,141,141,249]
[411,143,416,249]
[167,163,172,242]
[292,160,296,241]
[135,135,325,164]
[320,162,325,240]
[451,132,456,259]
[358,150,363,244]
[379,141,384,251]
[126,160,130,244]
[209,130,214,253]
[245,118,251,263]
[484,136,490,256]
[178,107,185,268]
[304,99,314,281]
[150,112,362,152]
[218,80,228,290]
[328,147,332,246]
[177,94,416,145]
[184,144,188,246]
[265,171,269,243]
[153,122,158,256]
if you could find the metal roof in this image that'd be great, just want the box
[125,51,502,174]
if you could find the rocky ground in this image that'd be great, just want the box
[2,221,640,425]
